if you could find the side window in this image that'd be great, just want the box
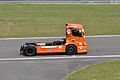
[72,30,82,37]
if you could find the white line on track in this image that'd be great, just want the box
[0,35,120,40]
[0,55,120,61]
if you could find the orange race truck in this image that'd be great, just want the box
[20,24,88,56]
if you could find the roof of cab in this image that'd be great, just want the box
[66,24,83,29]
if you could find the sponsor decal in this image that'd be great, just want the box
[80,47,82,49]
[58,46,62,48]
[79,42,82,45]
[37,43,45,46]
[41,46,57,48]
[47,48,52,51]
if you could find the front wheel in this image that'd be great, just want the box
[23,46,36,56]
[66,45,77,55]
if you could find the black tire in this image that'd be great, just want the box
[23,46,36,56]
[83,52,87,55]
[78,52,87,55]
[20,45,25,56]
[66,45,77,55]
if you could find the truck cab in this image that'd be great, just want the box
[65,24,87,54]
[20,24,88,56]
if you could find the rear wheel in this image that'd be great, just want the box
[23,46,36,56]
[66,45,77,55]
[83,52,87,54]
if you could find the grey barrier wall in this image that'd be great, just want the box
[0,0,119,4]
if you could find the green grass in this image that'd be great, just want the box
[65,60,120,80]
[0,4,120,38]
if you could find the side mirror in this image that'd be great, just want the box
[66,24,68,26]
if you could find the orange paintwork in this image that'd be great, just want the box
[35,24,88,54]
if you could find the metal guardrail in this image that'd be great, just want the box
[0,0,119,4]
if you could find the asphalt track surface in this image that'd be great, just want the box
[0,36,120,80]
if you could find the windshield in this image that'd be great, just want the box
[72,30,82,37]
